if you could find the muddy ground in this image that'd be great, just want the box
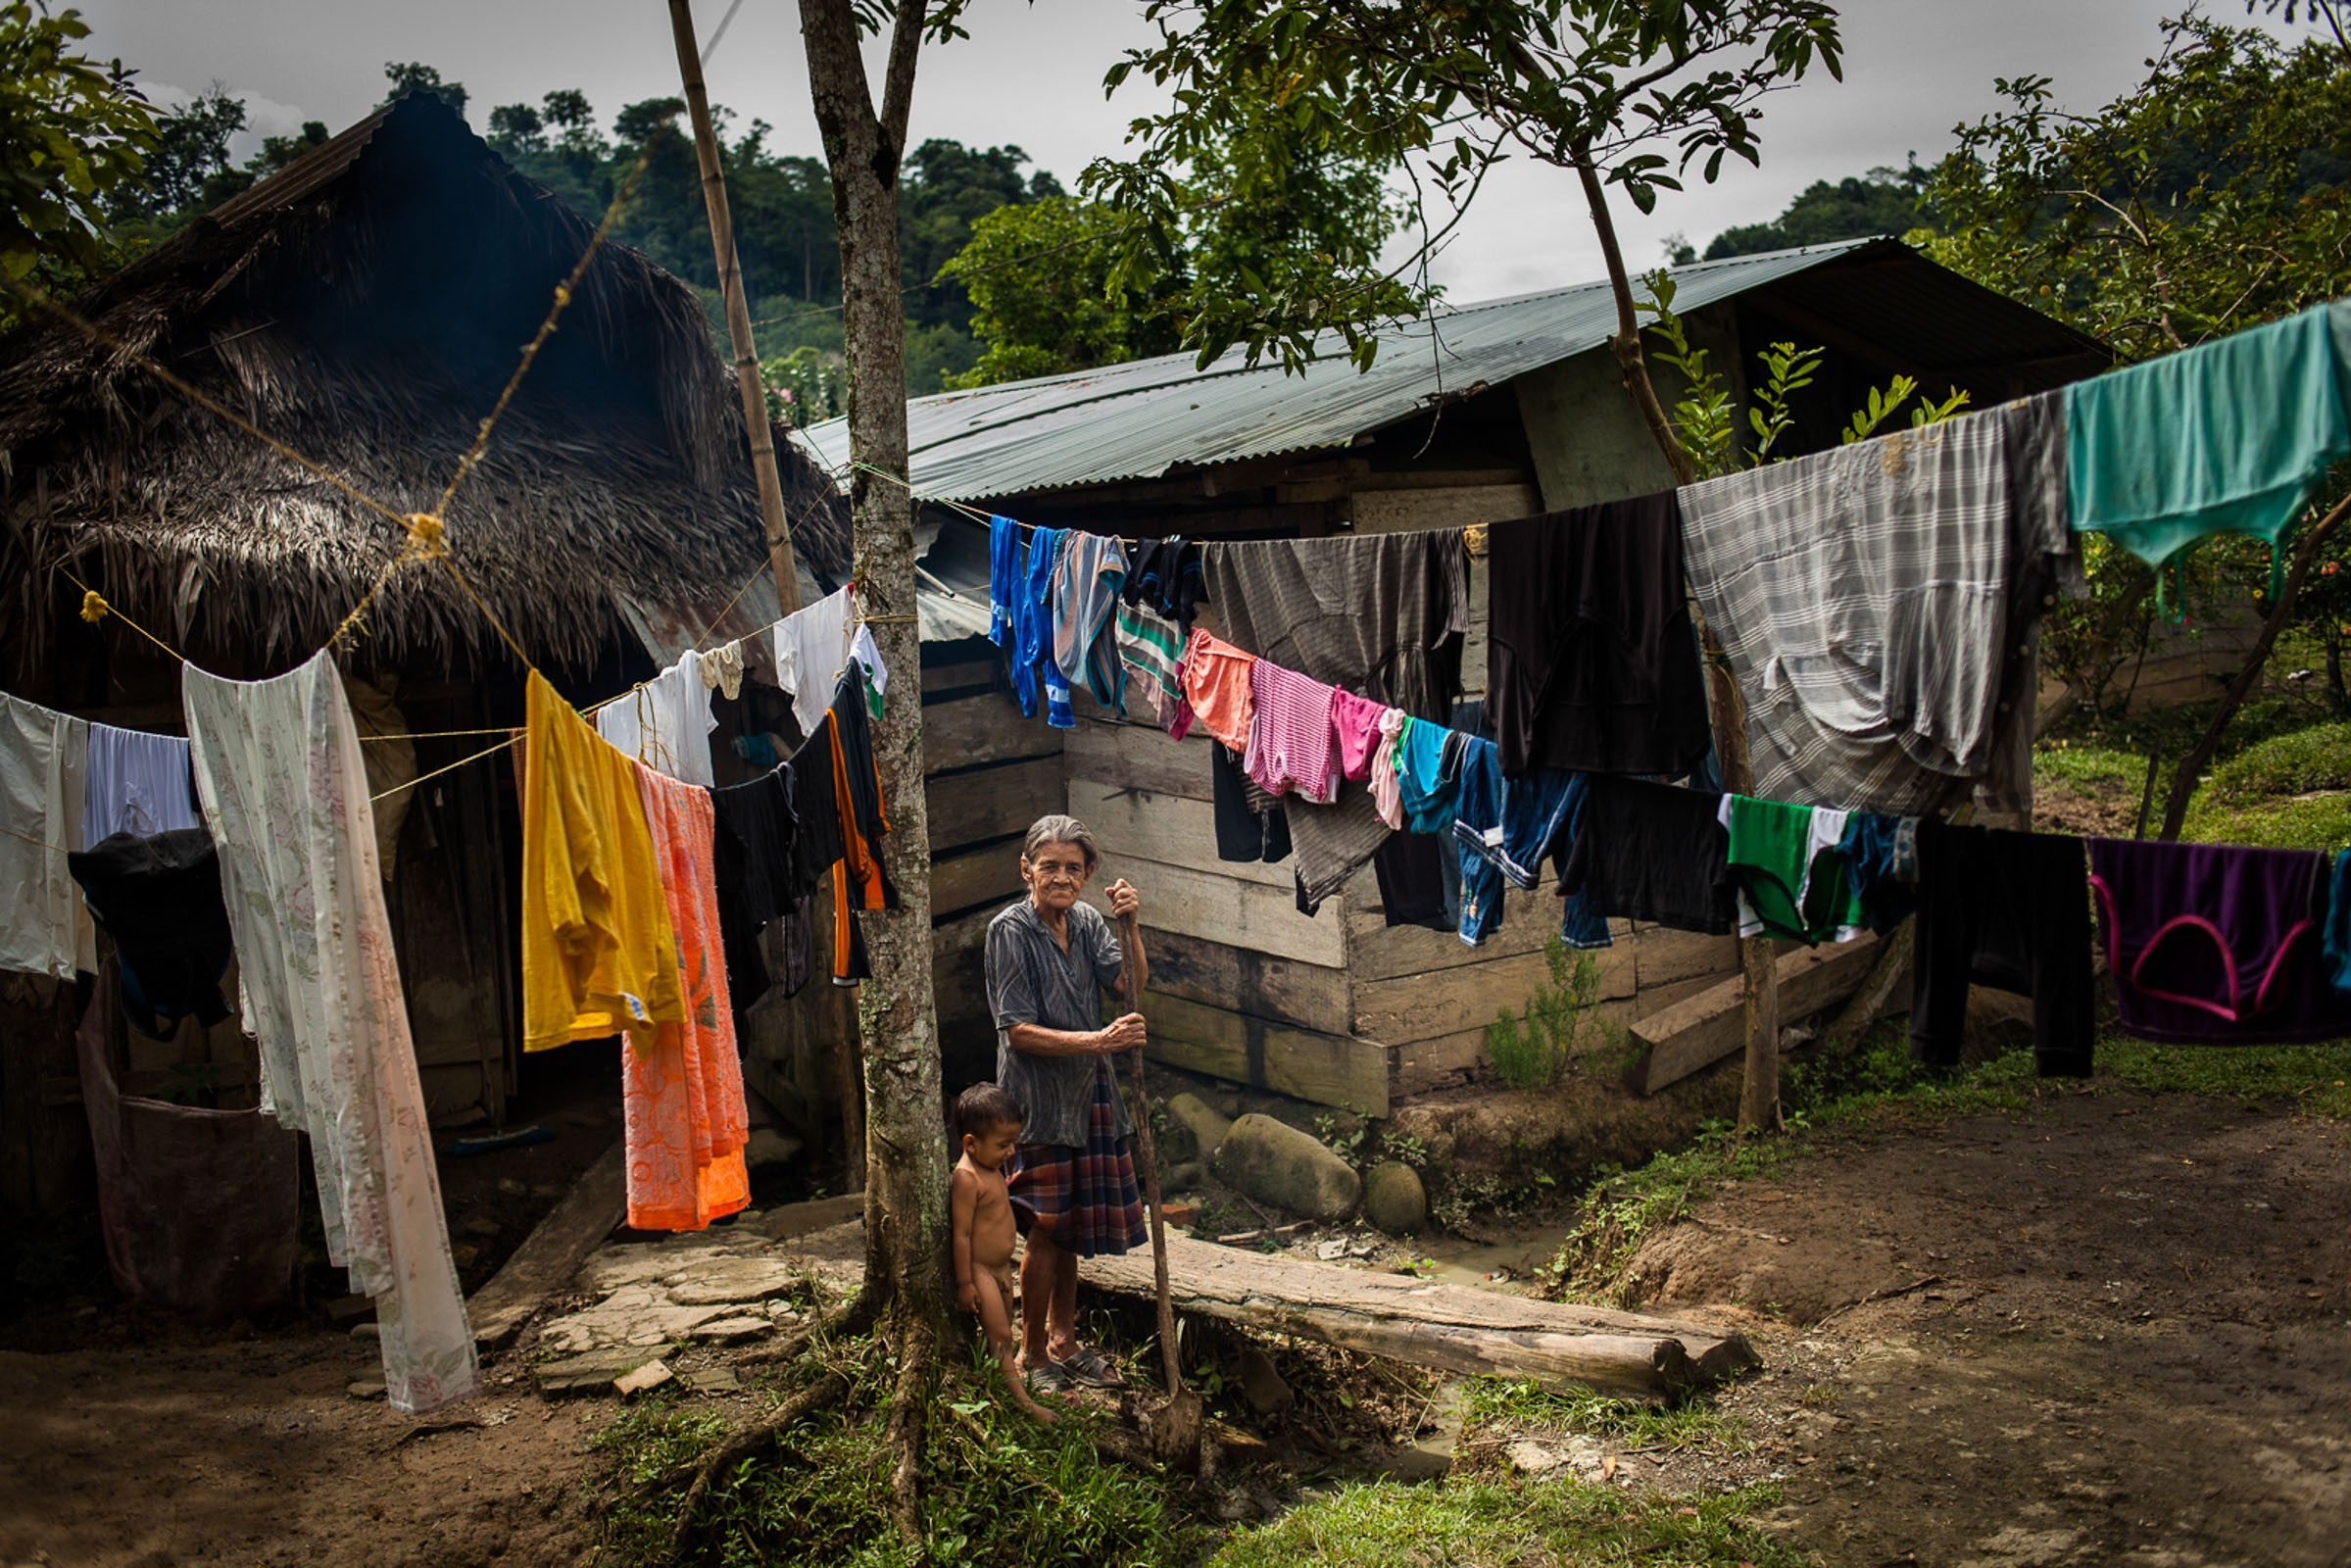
[1571,1086,2351,1566]
[4,1081,2348,1566]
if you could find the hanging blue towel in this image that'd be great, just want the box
[2066,302,2351,605]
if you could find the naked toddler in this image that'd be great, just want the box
[950,1083,1055,1422]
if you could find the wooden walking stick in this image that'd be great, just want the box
[1115,906,1203,1468]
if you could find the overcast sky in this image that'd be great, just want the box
[73,0,2327,306]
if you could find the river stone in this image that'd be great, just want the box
[1362,1161,1427,1235]
[1214,1114,1360,1221]
[1166,1093,1236,1166]
[1163,1161,1204,1194]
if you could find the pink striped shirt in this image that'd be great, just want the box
[1243,661,1340,805]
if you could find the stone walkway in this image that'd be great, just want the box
[526,1197,864,1396]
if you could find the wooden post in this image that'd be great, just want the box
[667,0,804,616]
[1570,143,1782,1136]
[1695,617,1781,1134]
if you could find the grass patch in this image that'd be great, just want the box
[591,1346,1205,1568]
[2199,722,2351,804]
[2099,1034,2351,1116]
[1458,1377,1745,1455]
[1207,1478,1803,1568]
[2033,744,2145,794]
[2180,791,2351,851]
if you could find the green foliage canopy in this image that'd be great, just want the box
[1083,0,1844,372]
[0,3,158,288]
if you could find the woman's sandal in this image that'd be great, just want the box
[1053,1344,1126,1388]
[1025,1360,1078,1395]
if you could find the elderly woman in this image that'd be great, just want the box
[983,813,1150,1395]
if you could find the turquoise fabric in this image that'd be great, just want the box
[2066,302,2351,603]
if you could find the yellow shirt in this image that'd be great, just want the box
[520,670,684,1050]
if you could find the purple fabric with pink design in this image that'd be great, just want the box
[2088,838,2349,1046]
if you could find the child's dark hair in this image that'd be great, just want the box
[955,1082,1024,1141]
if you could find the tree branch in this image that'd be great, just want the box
[2156,493,2351,840]
[878,0,928,158]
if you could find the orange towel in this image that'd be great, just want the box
[623,764,752,1232]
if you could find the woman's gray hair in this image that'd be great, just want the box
[1020,813,1099,872]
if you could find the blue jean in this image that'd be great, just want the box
[1836,811,1919,935]
[1450,741,1612,949]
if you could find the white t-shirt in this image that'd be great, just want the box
[773,585,890,739]
[596,649,718,786]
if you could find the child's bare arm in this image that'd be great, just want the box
[949,1165,979,1315]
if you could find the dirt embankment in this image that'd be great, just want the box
[1606,1091,2351,1567]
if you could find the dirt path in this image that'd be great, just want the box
[0,1319,606,1568]
[1607,1090,2351,1566]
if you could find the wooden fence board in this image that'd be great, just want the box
[1626,934,1885,1096]
[921,692,1063,772]
[1112,853,1346,967]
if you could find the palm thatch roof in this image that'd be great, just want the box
[0,91,847,678]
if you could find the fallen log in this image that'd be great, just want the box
[1079,1232,1756,1401]
[465,1138,627,1347]
[1623,933,1893,1097]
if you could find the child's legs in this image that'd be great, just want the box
[975,1264,1017,1352]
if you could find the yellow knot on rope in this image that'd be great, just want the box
[404,512,448,559]
[78,590,109,624]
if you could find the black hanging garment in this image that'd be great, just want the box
[1486,493,1712,779]
[1210,741,1292,864]
[67,828,235,1040]
[708,765,804,1009]
[1909,821,2095,1077]
[1554,776,1738,936]
[1122,537,1207,625]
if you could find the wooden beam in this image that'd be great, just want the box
[1062,719,1213,800]
[668,0,801,613]
[1624,934,1887,1097]
[1110,852,1344,967]
[1080,1233,1758,1400]
[921,691,1065,772]
[926,757,1063,857]
[1135,991,1388,1115]
[1140,926,1353,1036]
[1071,776,1293,892]
[466,1139,627,1347]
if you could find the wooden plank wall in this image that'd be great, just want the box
[921,642,1068,1083]
[735,640,1069,1123]
[1062,720,1386,1114]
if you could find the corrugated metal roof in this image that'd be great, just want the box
[794,239,1886,503]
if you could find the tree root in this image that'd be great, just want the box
[655,1369,850,1565]
[885,1314,936,1549]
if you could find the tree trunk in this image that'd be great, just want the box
[1570,148,1780,1134]
[2035,566,2155,737]
[797,0,948,1528]
[2156,497,2349,842]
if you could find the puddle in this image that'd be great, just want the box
[1415,1226,1569,1293]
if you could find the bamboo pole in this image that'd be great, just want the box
[668,0,804,617]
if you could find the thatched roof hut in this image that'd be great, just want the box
[0,90,847,682]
